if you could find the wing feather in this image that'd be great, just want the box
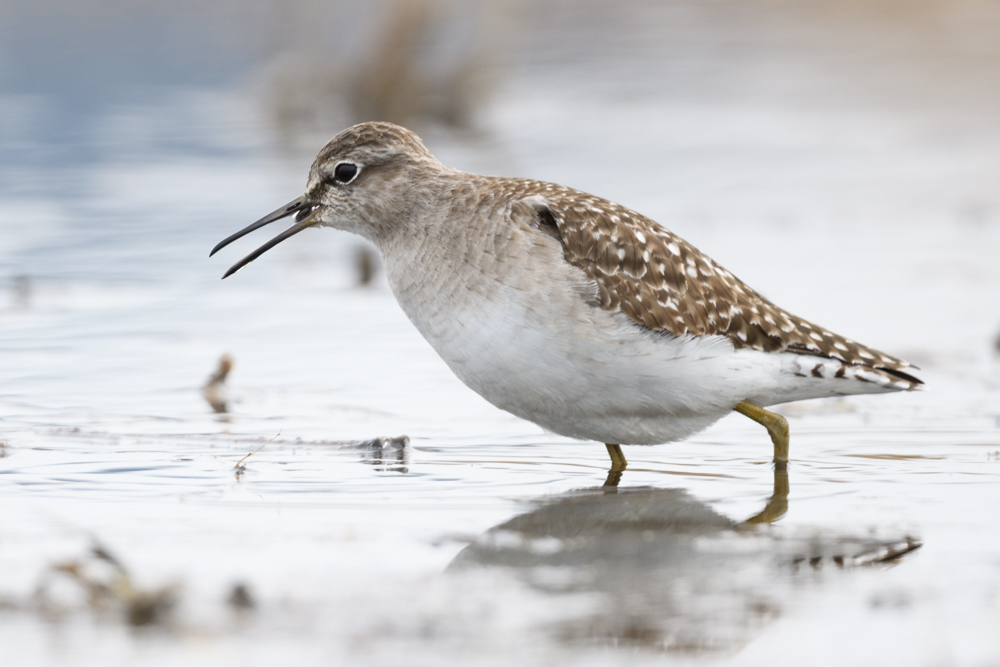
[503,179,922,388]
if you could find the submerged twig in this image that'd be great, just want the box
[235,431,281,475]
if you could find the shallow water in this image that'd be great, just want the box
[2,1,1000,665]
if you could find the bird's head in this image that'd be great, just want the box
[211,121,439,278]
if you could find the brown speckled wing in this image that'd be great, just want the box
[507,180,921,388]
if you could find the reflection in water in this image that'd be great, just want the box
[358,435,410,474]
[201,353,234,415]
[745,463,788,525]
[228,434,411,478]
[602,443,628,488]
[604,450,789,525]
[451,480,920,653]
[3,1,997,660]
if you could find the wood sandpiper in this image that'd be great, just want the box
[211,122,922,497]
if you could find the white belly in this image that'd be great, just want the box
[385,244,776,444]
[380,218,895,445]
[430,303,751,444]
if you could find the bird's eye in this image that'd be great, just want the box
[334,162,359,184]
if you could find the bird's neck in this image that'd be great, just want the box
[378,176,512,334]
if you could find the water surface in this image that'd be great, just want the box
[2,1,1000,664]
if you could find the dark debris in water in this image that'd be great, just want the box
[202,353,234,414]
[358,435,410,474]
[227,582,255,611]
[845,454,945,461]
[10,543,263,631]
[231,433,410,477]
[353,244,380,287]
[33,542,178,628]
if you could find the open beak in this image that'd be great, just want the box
[210,195,323,279]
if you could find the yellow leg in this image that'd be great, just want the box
[734,400,789,463]
[603,443,627,488]
[744,465,789,524]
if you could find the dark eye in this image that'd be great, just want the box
[334,162,358,184]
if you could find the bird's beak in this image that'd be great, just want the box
[210,195,322,278]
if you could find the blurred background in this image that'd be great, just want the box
[2,1,999,665]
[4,0,1000,345]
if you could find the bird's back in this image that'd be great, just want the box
[484,176,922,394]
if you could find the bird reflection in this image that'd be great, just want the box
[202,353,234,416]
[450,468,920,653]
[603,452,788,525]
[745,463,788,524]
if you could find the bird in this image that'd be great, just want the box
[210,121,922,485]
